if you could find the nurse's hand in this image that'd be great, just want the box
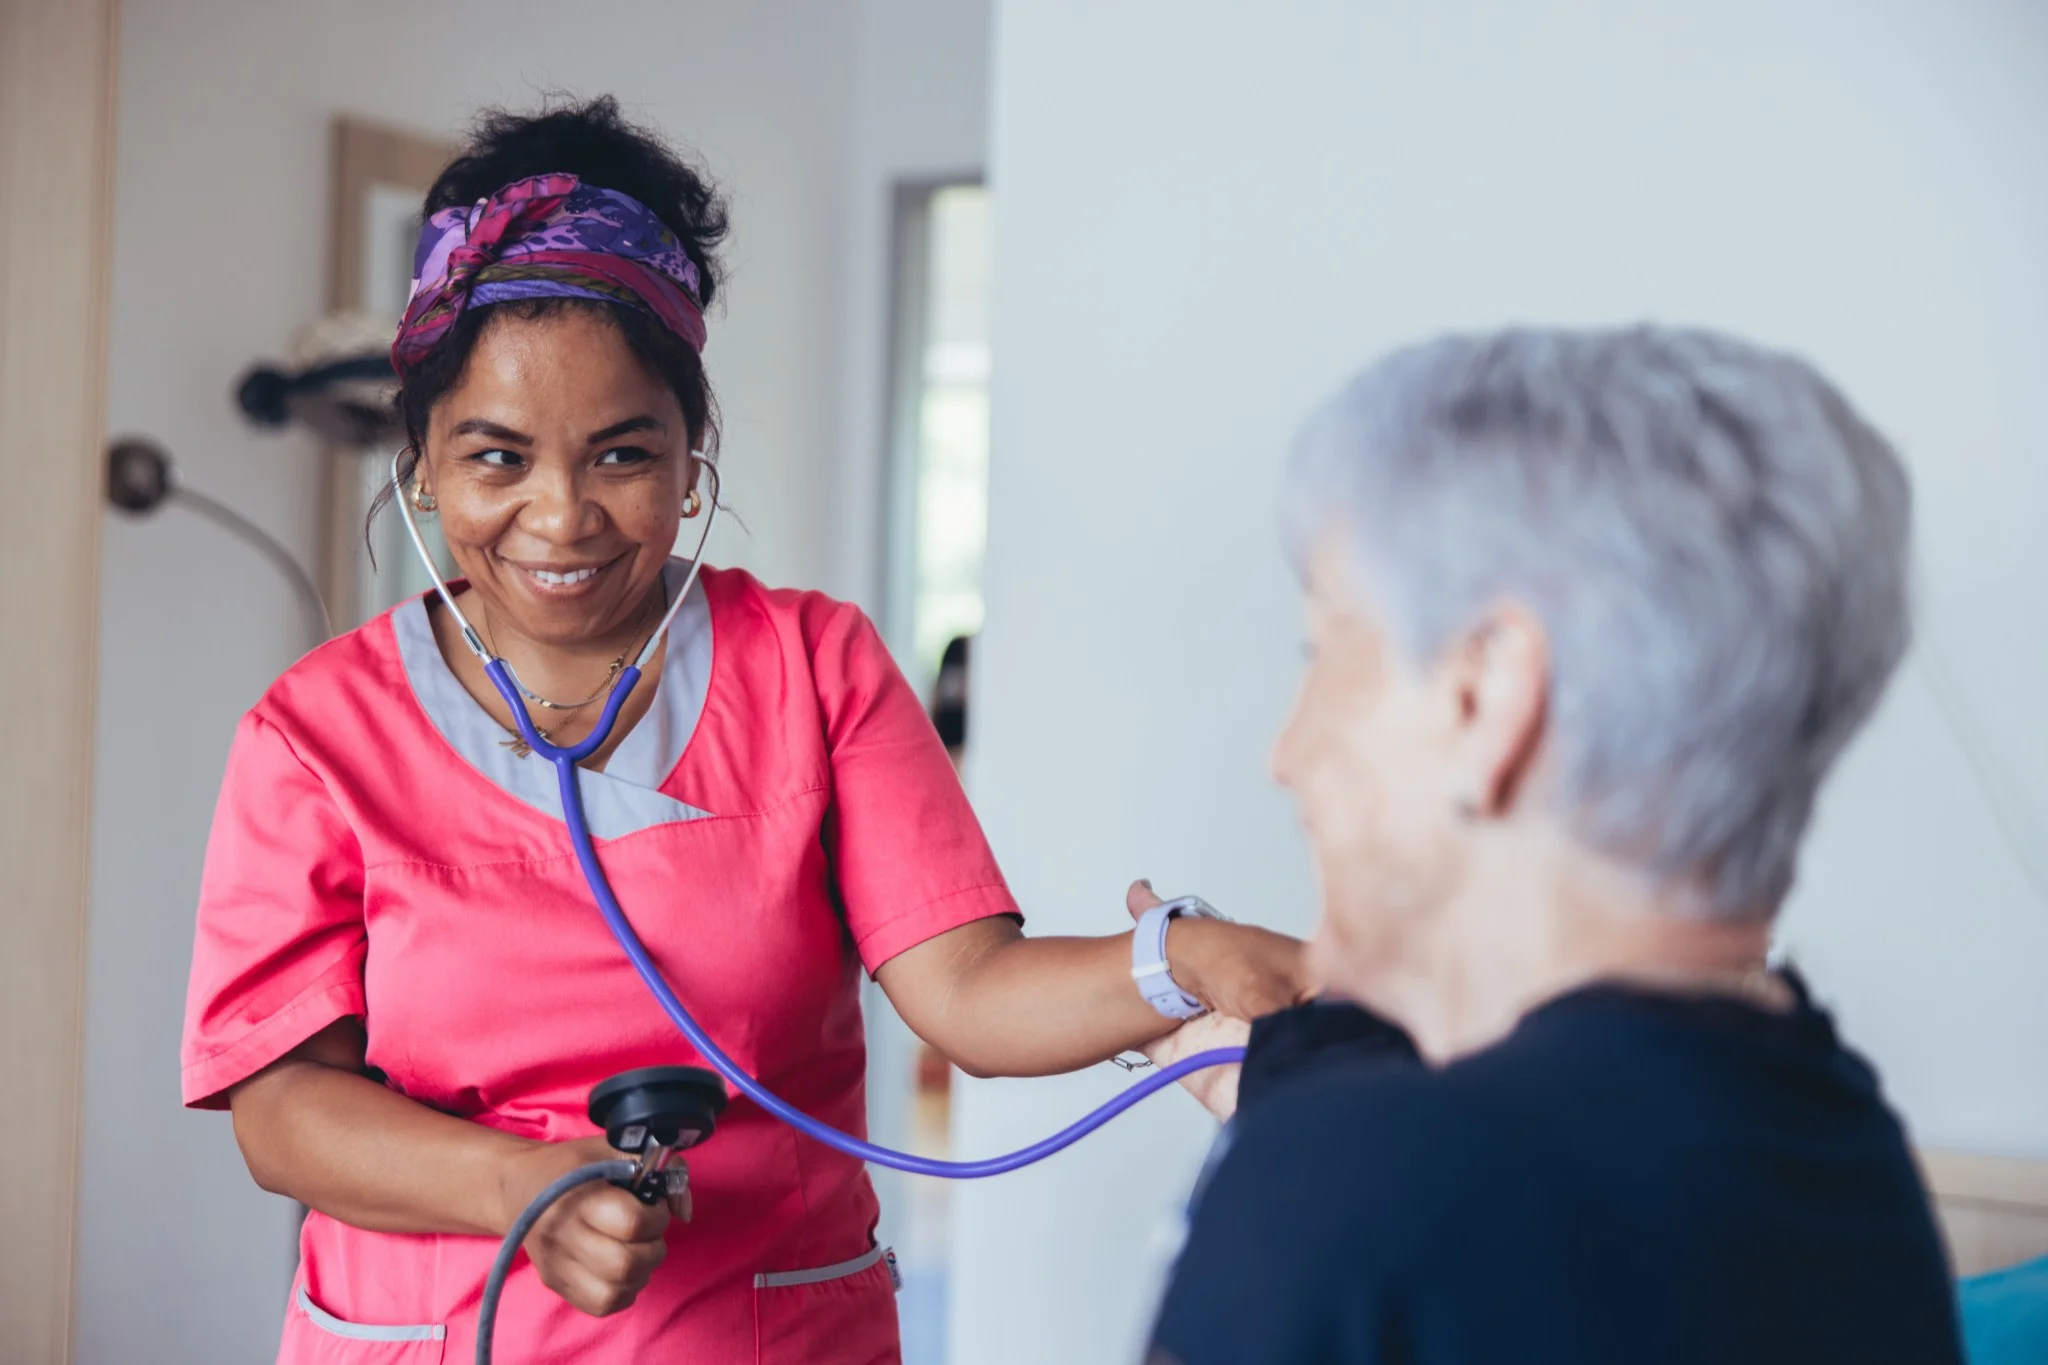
[1131,881,1313,1022]
[502,1136,681,1318]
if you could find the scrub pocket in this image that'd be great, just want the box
[280,1284,447,1365]
[753,1245,900,1364]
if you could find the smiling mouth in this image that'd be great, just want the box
[507,554,624,591]
[529,566,601,586]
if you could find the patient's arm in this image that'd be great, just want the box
[1234,998,1418,1112]
[1137,1000,1417,1123]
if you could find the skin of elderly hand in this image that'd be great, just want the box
[1127,881,1310,1121]
[1134,1008,1248,1122]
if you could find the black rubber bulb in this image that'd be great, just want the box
[587,1065,729,1155]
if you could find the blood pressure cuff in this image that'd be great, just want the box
[1238,997,1420,1114]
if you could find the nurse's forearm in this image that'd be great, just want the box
[228,1020,535,1237]
[877,908,1309,1079]
[947,931,1177,1077]
[877,920,1176,1077]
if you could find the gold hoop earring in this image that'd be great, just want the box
[410,477,437,514]
[681,488,703,519]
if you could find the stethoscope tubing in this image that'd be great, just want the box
[398,452,1246,1179]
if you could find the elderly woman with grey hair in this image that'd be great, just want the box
[1143,327,1962,1365]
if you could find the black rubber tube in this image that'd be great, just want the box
[475,1159,638,1365]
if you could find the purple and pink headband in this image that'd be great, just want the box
[392,172,707,377]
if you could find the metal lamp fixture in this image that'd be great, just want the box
[106,312,405,649]
[105,436,333,645]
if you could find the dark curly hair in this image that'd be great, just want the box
[371,95,729,535]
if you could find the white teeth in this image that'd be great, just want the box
[530,566,600,586]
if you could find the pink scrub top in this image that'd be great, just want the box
[181,563,1016,1365]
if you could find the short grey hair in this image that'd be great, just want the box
[1283,326,1912,919]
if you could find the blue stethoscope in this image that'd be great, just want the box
[391,451,1244,1181]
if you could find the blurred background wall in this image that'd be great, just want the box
[953,3,2048,1362]
[82,1,986,1359]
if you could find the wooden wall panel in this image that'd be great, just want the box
[0,0,119,1358]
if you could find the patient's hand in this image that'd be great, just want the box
[1136,1011,1247,1122]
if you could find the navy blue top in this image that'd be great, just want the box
[1150,979,1963,1365]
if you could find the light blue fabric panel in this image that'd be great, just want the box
[394,558,714,837]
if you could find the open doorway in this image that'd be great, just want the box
[876,176,991,1365]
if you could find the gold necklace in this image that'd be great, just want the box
[501,725,554,760]
[481,631,630,713]
[487,636,625,759]
[482,584,668,758]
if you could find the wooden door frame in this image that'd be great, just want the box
[0,0,120,1359]
[318,116,453,630]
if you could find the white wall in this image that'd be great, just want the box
[81,1,983,1359]
[954,3,2048,1362]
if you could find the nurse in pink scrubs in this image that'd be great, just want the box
[180,97,1307,1365]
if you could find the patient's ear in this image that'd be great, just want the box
[1442,602,1548,818]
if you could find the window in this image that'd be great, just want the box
[884,181,992,687]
